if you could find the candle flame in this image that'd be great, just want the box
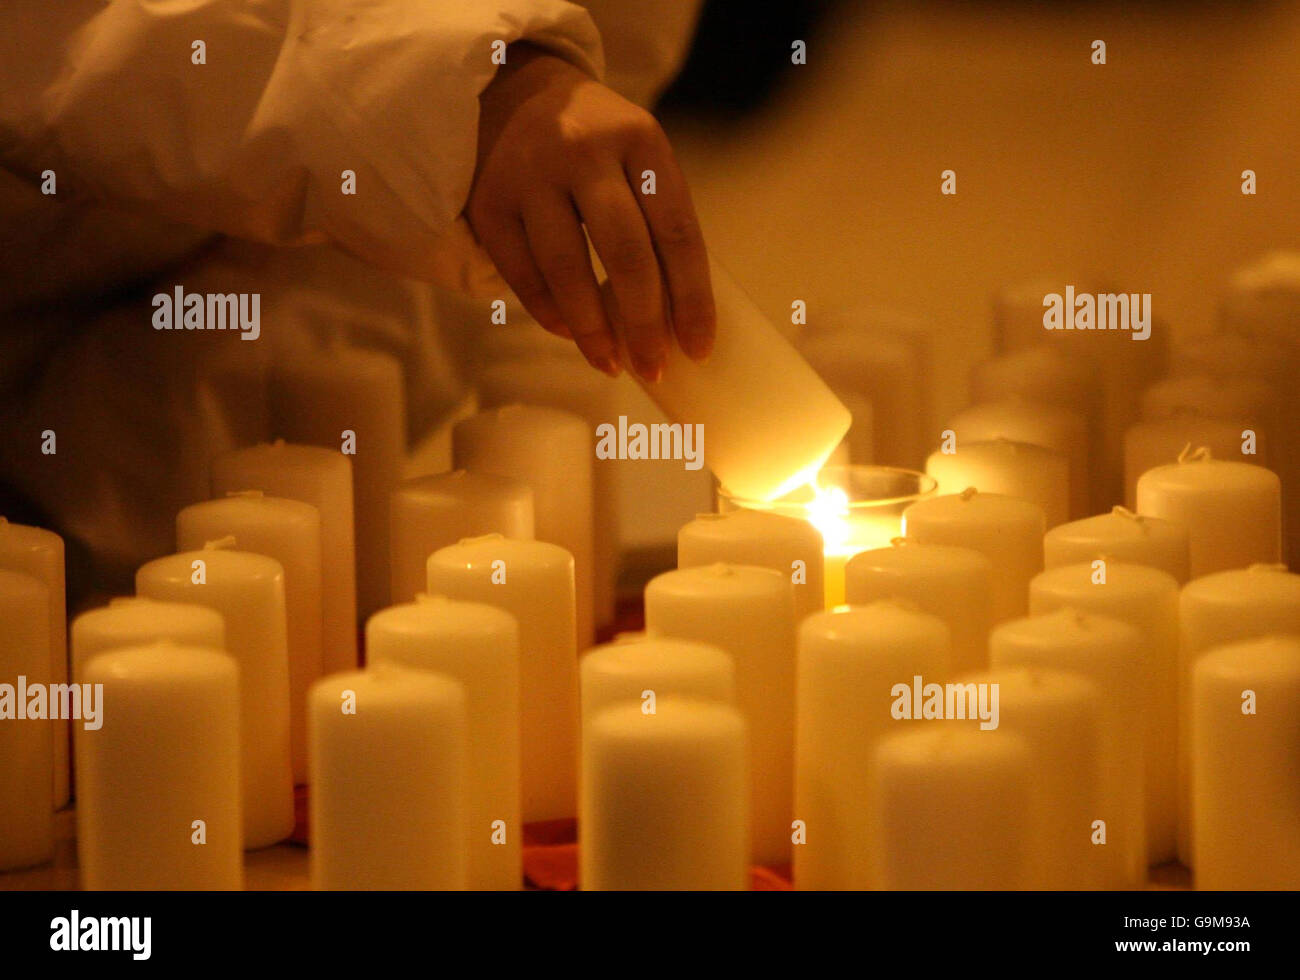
[806,479,851,551]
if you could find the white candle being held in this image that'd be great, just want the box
[1044,506,1190,584]
[1028,561,1180,864]
[427,534,578,823]
[1176,564,1300,865]
[136,539,294,848]
[677,509,824,623]
[365,594,521,891]
[1135,448,1282,578]
[0,518,68,808]
[793,602,951,890]
[1192,634,1300,890]
[643,563,796,867]
[990,608,1148,886]
[844,540,992,675]
[71,597,225,684]
[309,665,468,890]
[0,569,53,870]
[177,492,322,783]
[925,437,1070,530]
[901,489,1045,625]
[581,697,749,891]
[580,635,735,733]
[389,470,534,604]
[454,404,596,649]
[76,642,242,890]
[211,441,357,675]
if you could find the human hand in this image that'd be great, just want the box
[467,44,715,381]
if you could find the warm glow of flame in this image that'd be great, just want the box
[806,479,851,551]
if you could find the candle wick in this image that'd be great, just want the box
[1111,504,1144,526]
[204,535,239,551]
[1177,443,1213,463]
[959,486,978,501]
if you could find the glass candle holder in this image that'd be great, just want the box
[717,465,939,608]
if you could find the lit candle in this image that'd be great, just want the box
[1177,564,1300,866]
[581,698,749,891]
[72,597,225,684]
[866,727,1036,890]
[76,642,242,890]
[793,602,951,890]
[1123,417,1262,509]
[309,665,468,890]
[427,534,577,823]
[643,564,795,867]
[946,399,1090,519]
[960,667,1108,888]
[901,489,1045,625]
[365,595,521,890]
[270,338,406,619]
[990,608,1147,886]
[0,519,68,808]
[454,405,596,649]
[844,541,992,675]
[617,254,850,501]
[177,492,322,783]
[1029,562,1180,864]
[580,635,735,732]
[137,539,294,848]
[1044,506,1190,584]
[211,441,357,675]
[476,354,622,631]
[1191,634,1300,890]
[389,470,534,604]
[1135,448,1282,578]
[925,438,1070,529]
[0,569,52,870]
[677,509,823,622]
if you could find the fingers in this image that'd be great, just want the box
[474,210,571,340]
[625,137,715,362]
[522,194,622,376]
[574,178,668,382]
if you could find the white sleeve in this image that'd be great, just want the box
[0,0,605,293]
[578,0,703,107]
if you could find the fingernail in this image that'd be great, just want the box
[684,332,713,362]
[634,354,664,383]
[594,354,622,378]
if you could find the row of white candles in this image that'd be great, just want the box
[2,253,1298,889]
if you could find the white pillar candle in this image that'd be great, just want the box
[963,667,1107,888]
[270,339,406,619]
[1192,634,1300,890]
[643,564,796,867]
[1029,562,1180,864]
[76,642,242,890]
[615,254,850,501]
[844,541,992,675]
[867,728,1036,890]
[0,518,68,808]
[72,597,225,683]
[1177,564,1300,865]
[427,534,577,823]
[990,609,1147,886]
[211,441,357,675]
[137,540,294,848]
[825,386,874,466]
[793,602,951,890]
[580,635,735,732]
[946,399,1090,520]
[365,594,521,890]
[1135,448,1282,578]
[389,470,534,604]
[926,438,1070,529]
[0,569,52,870]
[454,405,596,649]
[1044,506,1190,584]
[476,355,622,631]
[1123,417,1262,509]
[677,509,823,623]
[177,492,322,783]
[309,665,468,890]
[581,697,749,890]
[901,489,1045,625]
